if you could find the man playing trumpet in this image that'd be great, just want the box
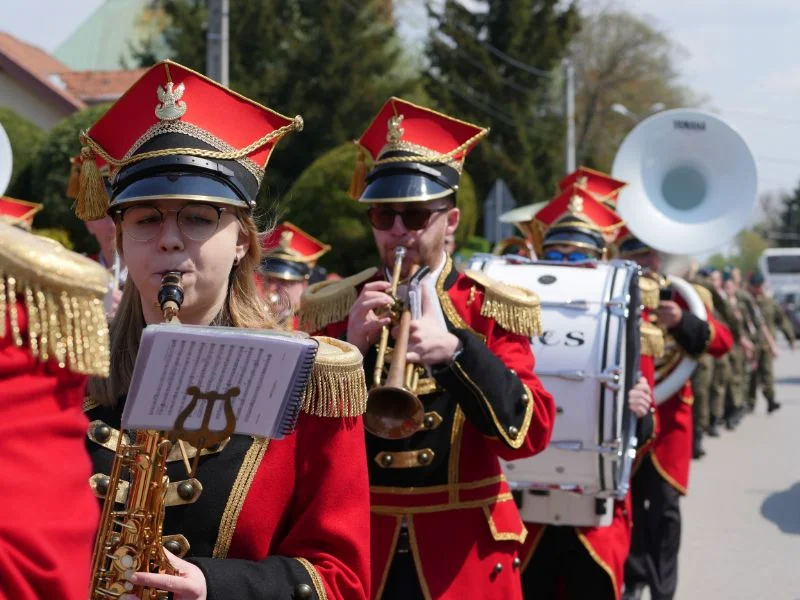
[302,98,555,600]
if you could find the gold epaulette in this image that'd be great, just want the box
[691,283,714,312]
[301,336,367,418]
[299,267,378,332]
[639,277,660,310]
[0,222,111,377]
[640,321,665,358]
[464,270,542,337]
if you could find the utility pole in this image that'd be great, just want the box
[563,58,576,174]
[206,0,229,87]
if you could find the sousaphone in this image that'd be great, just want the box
[612,109,758,402]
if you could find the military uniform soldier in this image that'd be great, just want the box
[748,271,796,413]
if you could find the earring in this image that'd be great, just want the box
[233,256,240,267]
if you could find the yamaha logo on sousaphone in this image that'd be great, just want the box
[673,118,706,131]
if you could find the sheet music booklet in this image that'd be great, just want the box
[121,324,318,440]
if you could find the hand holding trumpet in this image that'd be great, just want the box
[394,284,461,366]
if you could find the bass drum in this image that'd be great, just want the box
[467,255,641,518]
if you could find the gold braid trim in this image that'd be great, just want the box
[374,129,489,169]
[0,224,110,377]
[295,558,328,600]
[640,321,665,358]
[464,270,542,337]
[301,337,367,418]
[76,116,304,221]
[212,437,270,558]
[299,267,378,332]
[691,283,714,312]
[639,277,660,310]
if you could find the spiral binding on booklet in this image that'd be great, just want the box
[277,343,319,436]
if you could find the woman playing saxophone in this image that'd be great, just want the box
[80,60,370,600]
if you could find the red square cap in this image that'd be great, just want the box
[76,60,303,220]
[352,97,488,203]
[260,222,330,281]
[536,186,623,254]
[0,196,42,229]
[559,167,627,207]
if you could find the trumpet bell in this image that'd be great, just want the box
[365,386,425,440]
[612,109,757,255]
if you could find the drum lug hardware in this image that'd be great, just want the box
[598,367,621,390]
[550,439,623,456]
[607,296,630,317]
[536,369,586,381]
[541,299,590,310]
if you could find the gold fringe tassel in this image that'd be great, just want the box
[348,143,367,200]
[299,285,357,333]
[640,322,665,358]
[0,269,110,377]
[480,289,543,337]
[66,159,81,199]
[301,338,367,418]
[639,277,660,310]
[74,146,110,221]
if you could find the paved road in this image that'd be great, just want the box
[663,345,800,599]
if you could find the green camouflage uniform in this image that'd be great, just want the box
[707,290,739,426]
[748,293,795,408]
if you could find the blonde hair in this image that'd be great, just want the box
[89,209,276,406]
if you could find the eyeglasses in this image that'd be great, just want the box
[367,206,449,231]
[119,203,228,242]
[543,249,593,263]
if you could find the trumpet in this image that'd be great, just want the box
[364,246,425,439]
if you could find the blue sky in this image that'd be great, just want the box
[4,0,800,201]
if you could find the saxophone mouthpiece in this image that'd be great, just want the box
[158,271,184,322]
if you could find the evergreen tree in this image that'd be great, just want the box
[424,0,580,208]
[136,0,419,212]
[776,183,800,248]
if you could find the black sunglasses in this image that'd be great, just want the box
[367,206,449,231]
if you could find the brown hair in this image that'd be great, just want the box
[89,209,275,406]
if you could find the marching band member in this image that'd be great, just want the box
[79,60,370,600]
[302,97,555,600]
[517,181,662,600]
[0,220,111,600]
[618,231,733,600]
[68,155,127,320]
[259,221,331,330]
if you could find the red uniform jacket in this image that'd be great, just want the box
[86,343,371,600]
[0,303,98,600]
[521,309,661,600]
[315,257,556,600]
[651,295,732,495]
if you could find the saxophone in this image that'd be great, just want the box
[90,272,184,600]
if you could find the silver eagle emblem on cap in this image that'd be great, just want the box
[155,81,187,121]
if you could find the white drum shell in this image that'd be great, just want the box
[468,256,637,504]
[517,490,614,528]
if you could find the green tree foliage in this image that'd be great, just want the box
[571,9,699,169]
[22,105,111,254]
[704,229,770,275]
[285,142,479,275]
[773,183,800,248]
[136,0,419,211]
[0,108,45,194]
[424,0,580,208]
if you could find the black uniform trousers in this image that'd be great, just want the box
[522,526,614,600]
[381,526,425,600]
[624,455,681,600]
